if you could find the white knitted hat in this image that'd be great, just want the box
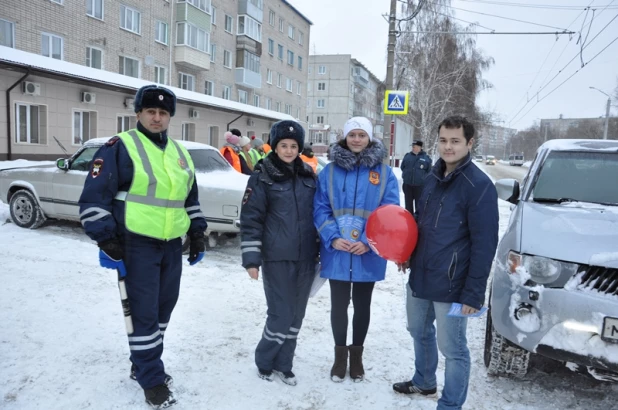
[343,117,373,141]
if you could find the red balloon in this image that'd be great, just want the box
[366,204,418,263]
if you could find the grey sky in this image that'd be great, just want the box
[290,0,618,130]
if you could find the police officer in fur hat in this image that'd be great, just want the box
[79,84,207,408]
[241,120,318,386]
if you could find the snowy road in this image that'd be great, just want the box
[1,161,617,409]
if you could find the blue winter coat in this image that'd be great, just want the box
[401,150,432,186]
[78,123,207,243]
[314,140,400,282]
[240,154,318,268]
[408,153,499,310]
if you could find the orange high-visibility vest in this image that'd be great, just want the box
[300,154,318,173]
[263,143,272,154]
[220,146,242,173]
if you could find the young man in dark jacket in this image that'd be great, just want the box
[393,116,499,410]
[400,140,432,214]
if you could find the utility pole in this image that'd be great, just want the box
[383,0,397,165]
[603,97,610,140]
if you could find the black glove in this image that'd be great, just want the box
[188,232,205,265]
[98,238,124,261]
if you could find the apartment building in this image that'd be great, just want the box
[477,124,517,159]
[306,54,384,152]
[0,0,311,159]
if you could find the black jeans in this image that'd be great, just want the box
[403,184,423,215]
[329,279,376,347]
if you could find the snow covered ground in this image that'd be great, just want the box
[1,161,616,409]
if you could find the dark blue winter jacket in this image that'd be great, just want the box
[401,150,432,186]
[408,153,499,309]
[78,122,207,244]
[240,154,318,269]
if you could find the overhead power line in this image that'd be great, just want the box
[449,5,574,30]
[459,0,618,10]
[397,30,575,35]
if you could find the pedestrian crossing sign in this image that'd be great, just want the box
[384,90,409,115]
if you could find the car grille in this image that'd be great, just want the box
[579,266,618,296]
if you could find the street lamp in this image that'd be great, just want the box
[589,86,611,140]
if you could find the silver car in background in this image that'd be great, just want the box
[485,139,618,380]
[0,137,248,246]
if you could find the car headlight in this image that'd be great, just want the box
[507,252,561,284]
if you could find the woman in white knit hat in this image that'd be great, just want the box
[238,135,254,175]
[314,116,400,382]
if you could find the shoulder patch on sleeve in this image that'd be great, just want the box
[106,136,120,146]
[91,158,104,178]
[242,187,252,205]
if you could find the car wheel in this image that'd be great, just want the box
[484,306,531,379]
[9,189,46,229]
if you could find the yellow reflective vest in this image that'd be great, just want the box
[116,130,195,240]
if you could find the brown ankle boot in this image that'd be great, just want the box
[330,345,348,382]
[349,345,365,382]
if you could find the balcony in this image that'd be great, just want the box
[238,0,263,22]
[175,46,210,71]
[235,68,261,89]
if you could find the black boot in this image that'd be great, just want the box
[131,364,173,387]
[144,384,176,408]
[349,345,365,382]
[330,345,348,382]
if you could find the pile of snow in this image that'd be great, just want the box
[0,159,54,171]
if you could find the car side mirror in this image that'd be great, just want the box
[56,158,69,171]
[495,178,520,205]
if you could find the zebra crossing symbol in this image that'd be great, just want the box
[384,90,409,115]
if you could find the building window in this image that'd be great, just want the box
[205,80,214,96]
[277,44,283,60]
[41,33,63,60]
[298,56,303,71]
[208,126,218,146]
[119,56,139,78]
[86,47,102,69]
[86,0,104,20]
[50,0,63,4]
[182,0,210,12]
[178,72,195,91]
[318,65,326,75]
[277,73,282,88]
[318,82,326,91]
[297,81,302,96]
[298,31,304,46]
[117,115,136,133]
[211,6,217,25]
[296,107,301,119]
[287,50,294,66]
[238,89,248,104]
[253,94,260,107]
[265,98,271,110]
[317,116,324,124]
[266,69,272,84]
[286,78,292,92]
[317,99,325,108]
[288,24,294,40]
[222,85,231,100]
[308,66,312,74]
[237,15,262,42]
[224,15,233,33]
[120,5,141,34]
[73,110,97,145]
[15,103,47,145]
[268,38,274,55]
[176,22,209,53]
[0,19,15,48]
[238,50,260,73]
[181,123,196,141]
[210,43,216,62]
[155,21,168,45]
[154,65,167,85]
[278,18,283,32]
[276,101,281,112]
[223,49,232,68]
[285,104,292,115]
[268,9,275,26]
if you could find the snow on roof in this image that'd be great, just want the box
[84,136,217,151]
[541,139,618,152]
[0,46,295,122]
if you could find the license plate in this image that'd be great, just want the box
[602,317,618,343]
